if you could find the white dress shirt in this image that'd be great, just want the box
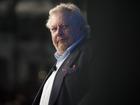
[39,52,70,105]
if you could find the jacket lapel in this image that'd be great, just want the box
[48,67,66,105]
[48,49,81,105]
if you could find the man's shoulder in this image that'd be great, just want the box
[68,38,96,65]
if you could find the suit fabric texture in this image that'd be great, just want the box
[32,39,95,105]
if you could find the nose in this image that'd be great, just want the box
[56,26,63,36]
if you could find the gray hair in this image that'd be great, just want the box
[46,3,90,35]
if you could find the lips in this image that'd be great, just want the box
[58,39,65,45]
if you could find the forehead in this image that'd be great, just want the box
[49,12,71,26]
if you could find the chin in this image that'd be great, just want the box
[58,44,68,52]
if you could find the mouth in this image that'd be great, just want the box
[57,37,65,43]
[58,39,65,44]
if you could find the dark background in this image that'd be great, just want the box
[0,0,139,105]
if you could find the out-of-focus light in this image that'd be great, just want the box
[15,1,53,16]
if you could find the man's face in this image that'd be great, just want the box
[48,12,79,54]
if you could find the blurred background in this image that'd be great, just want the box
[0,0,139,105]
[0,0,90,104]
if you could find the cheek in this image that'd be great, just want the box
[67,30,77,42]
[66,35,74,44]
[51,34,56,43]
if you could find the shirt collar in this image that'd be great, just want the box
[54,49,70,62]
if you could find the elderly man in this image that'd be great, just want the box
[32,3,95,105]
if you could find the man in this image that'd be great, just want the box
[32,3,95,105]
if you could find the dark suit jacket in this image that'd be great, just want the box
[32,39,95,105]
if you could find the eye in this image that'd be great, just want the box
[50,27,57,32]
[61,24,69,30]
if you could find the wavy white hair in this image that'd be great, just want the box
[46,3,90,36]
